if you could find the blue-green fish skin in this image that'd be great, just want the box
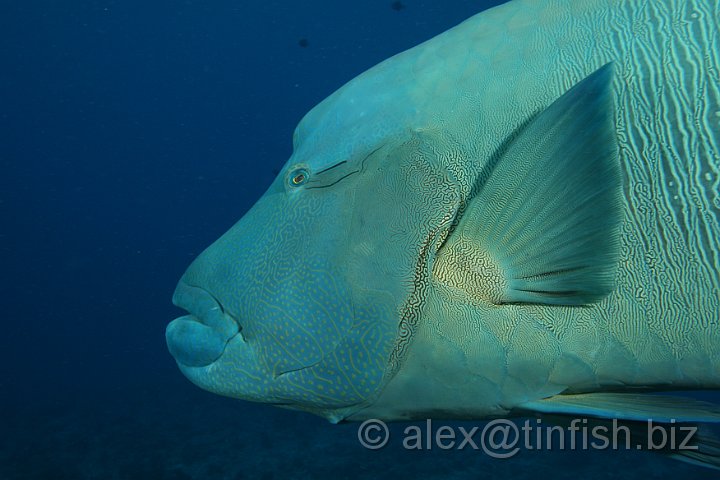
[166,0,720,427]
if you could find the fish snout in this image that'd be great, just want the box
[166,280,240,367]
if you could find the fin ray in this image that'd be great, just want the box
[518,392,720,423]
[434,63,623,306]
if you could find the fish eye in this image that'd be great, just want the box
[289,168,309,187]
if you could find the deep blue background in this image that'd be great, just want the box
[1,1,717,478]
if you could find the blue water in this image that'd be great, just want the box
[2,1,718,478]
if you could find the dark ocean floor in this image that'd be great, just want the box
[2,382,719,480]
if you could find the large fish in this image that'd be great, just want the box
[166,0,720,467]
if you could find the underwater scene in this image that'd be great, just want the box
[3,0,720,478]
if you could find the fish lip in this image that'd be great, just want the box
[167,279,244,368]
[172,279,242,334]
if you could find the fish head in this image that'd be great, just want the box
[165,73,460,420]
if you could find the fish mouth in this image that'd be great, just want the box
[166,280,242,368]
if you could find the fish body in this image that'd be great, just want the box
[166,0,720,445]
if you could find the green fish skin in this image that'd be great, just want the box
[166,0,720,448]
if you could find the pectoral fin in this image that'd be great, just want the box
[434,64,622,306]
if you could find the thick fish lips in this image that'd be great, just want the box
[166,280,241,367]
